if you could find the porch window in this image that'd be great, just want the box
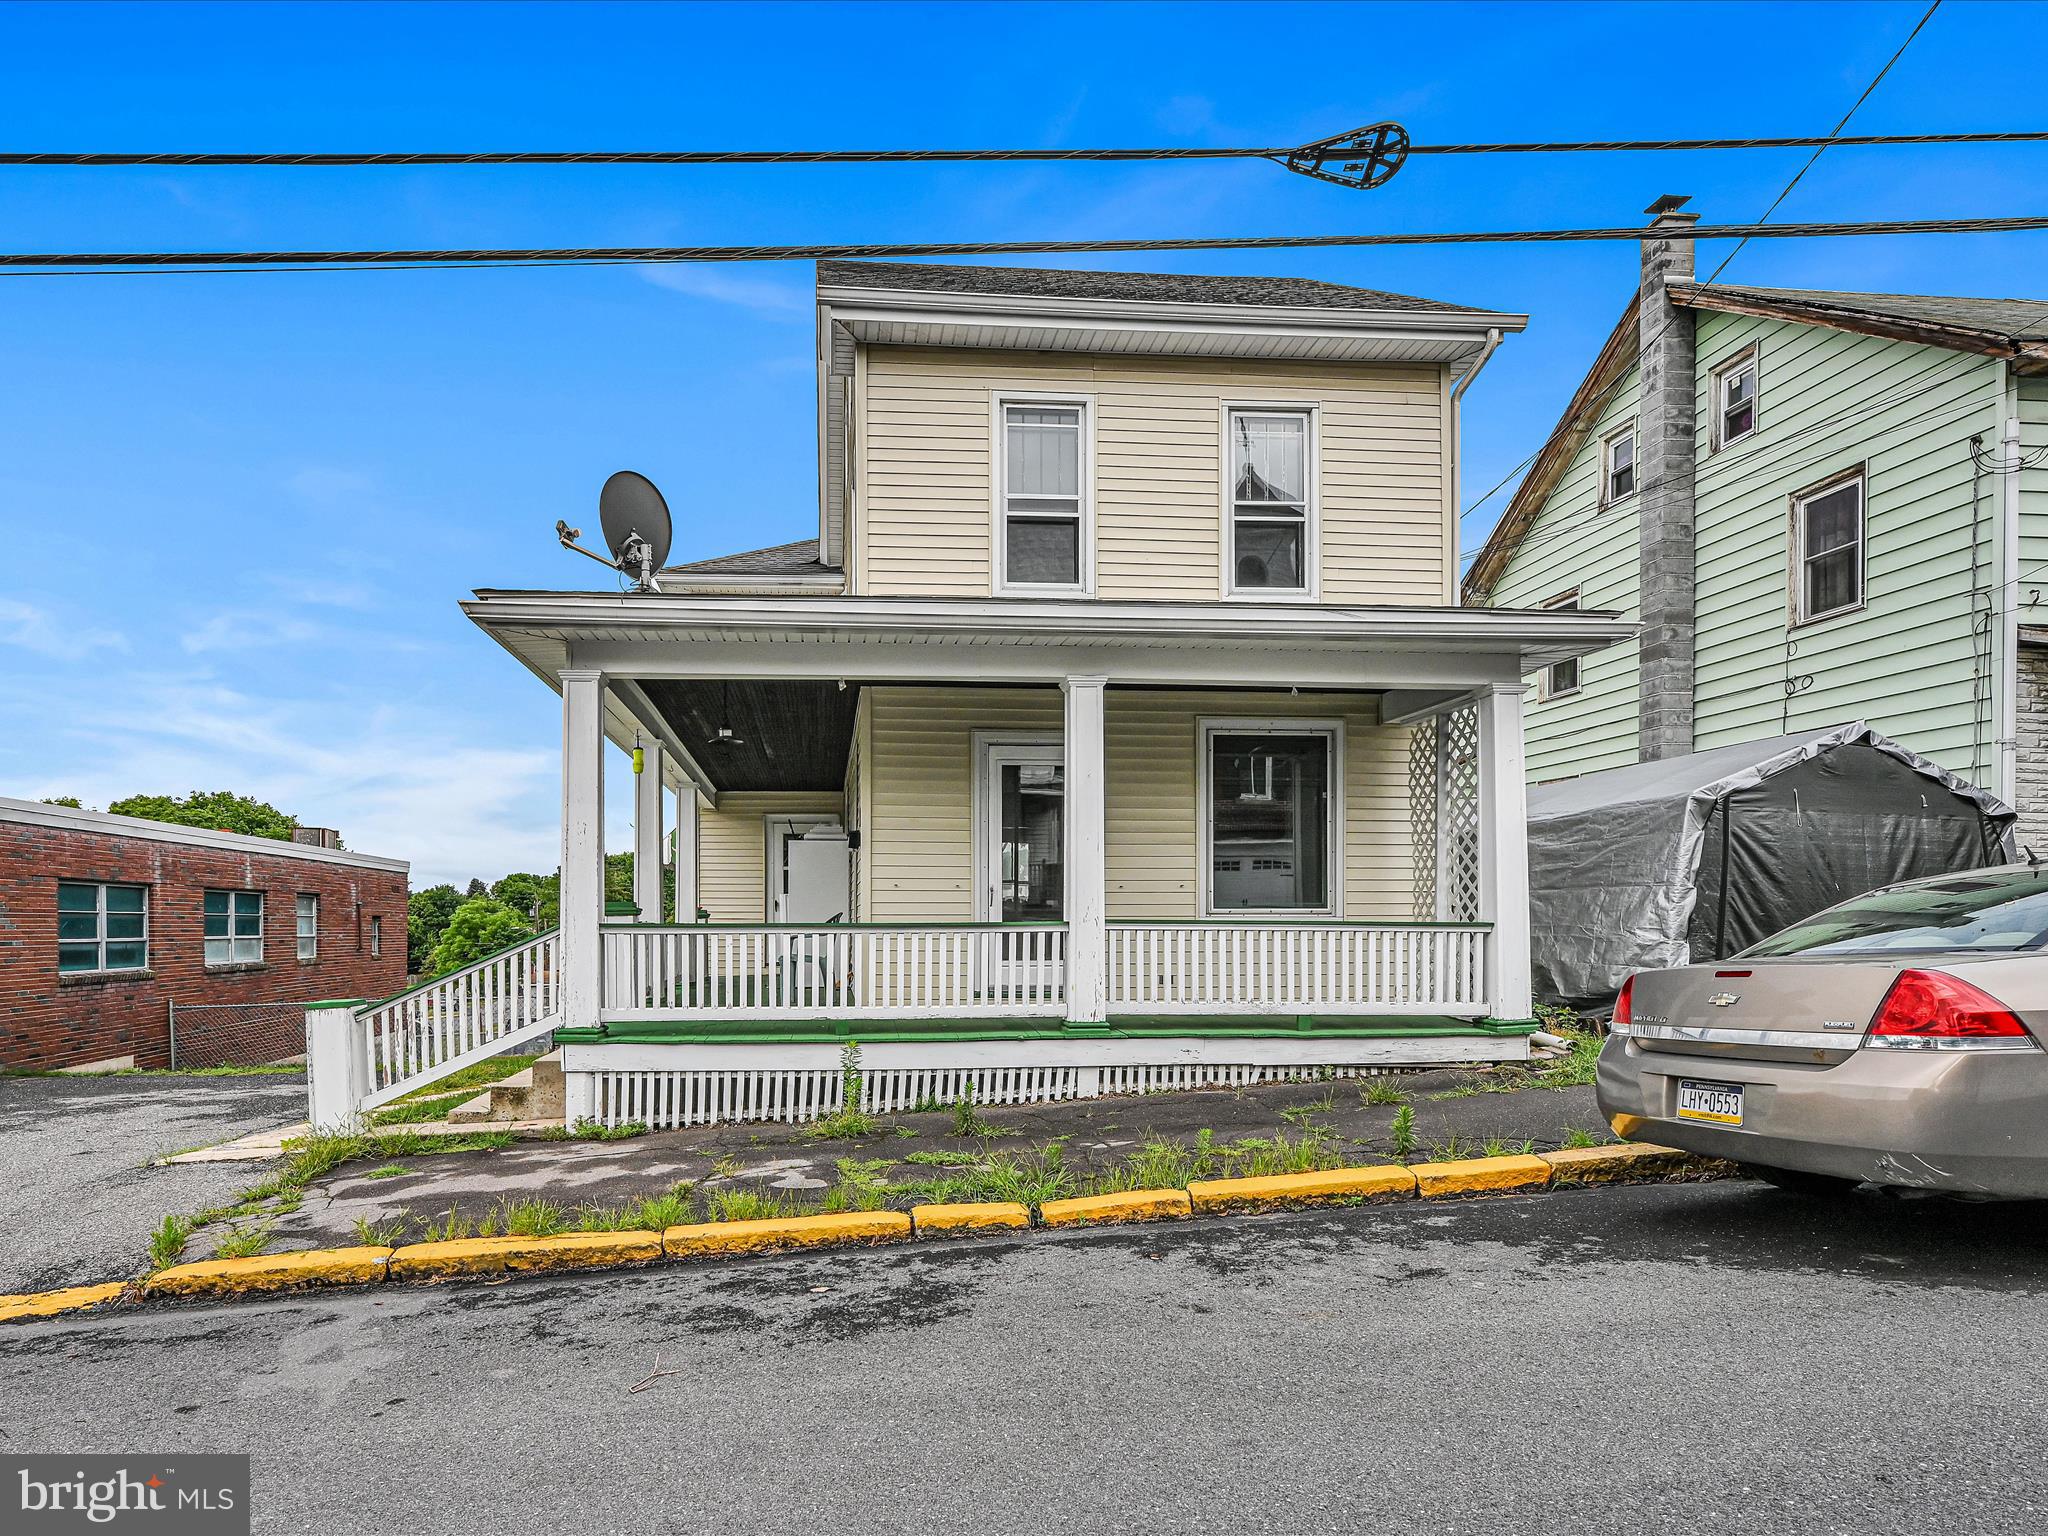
[1203,726,1337,914]
[1228,408,1313,593]
[205,889,264,967]
[57,881,148,974]
[998,399,1087,591]
[1540,590,1582,699]
[1794,469,1864,623]
[296,893,319,960]
[1601,421,1637,505]
[1713,348,1759,449]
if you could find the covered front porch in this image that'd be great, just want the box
[429,592,1625,1125]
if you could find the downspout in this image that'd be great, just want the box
[1449,327,1505,607]
[2000,359,2023,808]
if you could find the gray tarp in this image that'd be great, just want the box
[1528,722,2017,1008]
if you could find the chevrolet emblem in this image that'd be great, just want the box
[1706,993,1740,1007]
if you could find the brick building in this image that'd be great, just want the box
[0,797,409,1071]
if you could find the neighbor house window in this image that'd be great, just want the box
[1202,723,1339,914]
[1714,349,1759,448]
[57,882,147,974]
[370,915,383,959]
[296,893,319,960]
[1601,422,1637,505]
[1793,469,1865,623]
[997,399,1088,591]
[1541,591,1582,699]
[205,890,264,966]
[1228,407,1314,594]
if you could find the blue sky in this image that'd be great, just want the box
[4,0,2045,885]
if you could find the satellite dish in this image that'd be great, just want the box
[556,470,673,590]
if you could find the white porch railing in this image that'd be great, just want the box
[1105,922,1491,1015]
[358,930,562,1109]
[601,923,1068,1021]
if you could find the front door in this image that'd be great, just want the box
[771,820,850,923]
[981,744,1065,922]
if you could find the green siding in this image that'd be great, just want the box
[2016,374,2048,620]
[1487,363,1642,782]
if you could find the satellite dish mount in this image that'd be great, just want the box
[557,470,674,592]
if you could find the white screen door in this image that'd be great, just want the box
[980,744,1065,923]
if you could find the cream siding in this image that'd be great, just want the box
[695,791,845,924]
[861,685,1414,923]
[856,348,1447,604]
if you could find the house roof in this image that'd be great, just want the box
[816,259,1494,316]
[660,538,840,580]
[1462,281,2048,603]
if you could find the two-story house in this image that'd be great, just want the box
[305,261,1629,1133]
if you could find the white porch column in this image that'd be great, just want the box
[632,740,665,920]
[1476,681,1533,1021]
[559,668,607,1032]
[1062,674,1109,1028]
[675,785,701,922]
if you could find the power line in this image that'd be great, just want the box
[6,213,2048,274]
[6,130,2045,168]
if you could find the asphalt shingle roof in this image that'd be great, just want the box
[1682,284,2048,345]
[816,259,1493,315]
[663,538,837,578]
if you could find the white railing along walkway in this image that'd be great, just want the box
[1106,922,1491,1015]
[602,923,1067,1021]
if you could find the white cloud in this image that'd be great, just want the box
[180,609,323,655]
[0,598,127,658]
[640,265,808,316]
[260,573,378,611]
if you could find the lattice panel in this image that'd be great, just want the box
[1442,705,1482,922]
[1407,721,1440,920]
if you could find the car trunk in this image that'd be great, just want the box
[1626,959,1911,1067]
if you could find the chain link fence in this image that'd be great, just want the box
[166,999,311,1070]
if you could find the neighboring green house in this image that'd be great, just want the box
[1465,196,2048,849]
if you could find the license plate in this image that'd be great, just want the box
[1677,1079,1744,1126]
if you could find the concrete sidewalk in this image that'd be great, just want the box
[254,1064,1613,1254]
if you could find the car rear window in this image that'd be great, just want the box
[1744,870,2048,957]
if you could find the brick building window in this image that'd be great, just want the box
[58,882,148,974]
[205,890,264,966]
[370,915,383,958]
[296,893,319,960]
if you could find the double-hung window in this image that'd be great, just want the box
[1540,591,1582,698]
[58,882,147,974]
[296,893,319,960]
[1202,722,1339,915]
[1601,422,1637,505]
[1714,349,1759,449]
[1228,408,1313,594]
[370,915,383,959]
[205,890,264,967]
[997,399,1088,591]
[1793,469,1864,623]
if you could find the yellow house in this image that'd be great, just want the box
[307,262,1629,1132]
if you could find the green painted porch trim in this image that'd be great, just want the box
[552,1015,1536,1047]
[605,900,642,917]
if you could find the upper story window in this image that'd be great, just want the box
[1540,591,1582,699]
[1228,408,1315,596]
[205,889,264,967]
[1713,348,1759,449]
[370,914,383,959]
[1793,468,1864,624]
[58,881,148,975]
[1601,421,1637,506]
[296,893,319,960]
[997,398,1089,593]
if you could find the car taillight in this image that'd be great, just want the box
[1864,969,2038,1051]
[1610,975,1635,1034]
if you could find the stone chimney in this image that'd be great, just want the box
[1636,195,1700,761]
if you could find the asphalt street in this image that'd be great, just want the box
[4,1178,2044,1535]
[0,1073,304,1294]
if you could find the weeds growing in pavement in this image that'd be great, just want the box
[364,1164,410,1180]
[820,1158,895,1213]
[949,1092,1010,1139]
[1361,1078,1408,1107]
[1560,1127,1607,1150]
[1280,1091,1337,1126]
[210,1223,274,1259]
[804,1042,879,1141]
[702,1187,801,1223]
[148,1214,193,1271]
[417,1206,474,1243]
[1390,1105,1418,1160]
[903,1143,1076,1207]
[1479,1137,1535,1158]
[352,1214,410,1246]
[903,1149,983,1168]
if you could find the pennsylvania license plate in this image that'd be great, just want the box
[1677,1079,1744,1125]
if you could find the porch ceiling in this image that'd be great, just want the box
[634,679,859,793]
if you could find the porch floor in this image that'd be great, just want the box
[559,1014,1536,1046]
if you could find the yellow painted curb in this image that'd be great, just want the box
[0,1282,128,1324]
[662,1210,911,1258]
[1411,1153,1553,1198]
[389,1231,662,1281]
[1542,1142,1699,1184]
[146,1245,394,1298]
[1039,1188,1192,1228]
[911,1201,1032,1236]
[1188,1164,1417,1213]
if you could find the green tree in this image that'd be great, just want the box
[426,898,536,978]
[490,871,558,926]
[40,796,84,809]
[109,790,297,841]
[606,852,636,907]
[465,877,488,899]
[406,883,465,971]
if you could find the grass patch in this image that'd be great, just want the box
[1086,1127,1350,1193]
[820,1157,895,1213]
[149,1214,193,1271]
[802,1107,881,1142]
[1280,1091,1337,1126]
[211,1222,274,1259]
[1360,1078,1408,1107]
[1560,1126,1609,1149]
[352,1214,409,1246]
[702,1187,802,1223]
[368,1092,479,1127]
[1390,1104,1418,1160]
[948,1093,1012,1139]
[903,1149,983,1168]
[901,1144,1077,1207]
[363,1164,410,1180]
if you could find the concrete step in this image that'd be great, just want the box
[448,1049,565,1124]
